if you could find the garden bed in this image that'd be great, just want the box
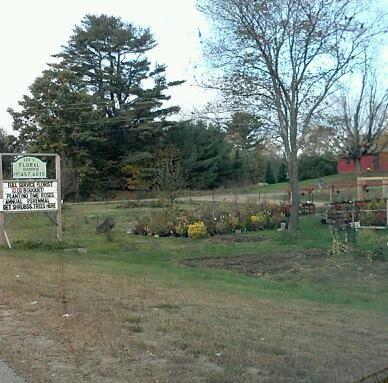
[182,249,331,278]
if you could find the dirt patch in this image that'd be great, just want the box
[182,249,329,277]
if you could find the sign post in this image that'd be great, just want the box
[0,153,62,248]
[0,154,6,246]
[55,155,62,241]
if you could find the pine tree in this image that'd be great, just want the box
[278,162,288,183]
[9,14,183,196]
[165,121,235,189]
[265,161,275,184]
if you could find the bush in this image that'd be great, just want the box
[215,220,229,235]
[248,214,266,230]
[298,154,337,180]
[356,230,388,261]
[175,215,190,237]
[133,222,151,236]
[187,221,207,239]
[149,210,176,236]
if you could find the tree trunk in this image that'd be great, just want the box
[355,157,362,175]
[288,157,300,233]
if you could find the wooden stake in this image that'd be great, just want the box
[386,199,388,228]
[55,155,63,241]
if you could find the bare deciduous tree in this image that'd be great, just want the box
[331,68,388,175]
[61,157,80,201]
[154,147,186,204]
[198,0,384,232]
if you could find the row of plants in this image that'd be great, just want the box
[331,228,387,261]
[133,202,288,238]
[328,199,387,226]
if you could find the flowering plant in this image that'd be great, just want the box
[187,221,207,238]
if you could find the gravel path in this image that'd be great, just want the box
[0,361,25,383]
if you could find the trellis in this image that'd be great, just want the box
[327,177,388,229]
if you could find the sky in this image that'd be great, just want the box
[1,0,387,135]
[0,0,212,134]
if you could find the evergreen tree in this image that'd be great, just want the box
[226,112,265,151]
[265,161,275,184]
[0,128,12,153]
[277,162,288,183]
[8,69,103,193]
[9,14,183,196]
[165,121,236,189]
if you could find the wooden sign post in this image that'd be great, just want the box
[55,155,62,241]
[0,153,62,248]
[0,153,6,246]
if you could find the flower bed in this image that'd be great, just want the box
[134,202,288,238]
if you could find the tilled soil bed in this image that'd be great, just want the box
[182,249,331,278]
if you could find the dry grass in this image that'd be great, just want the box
[1,253,387,383]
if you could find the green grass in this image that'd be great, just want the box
[2,204,387,313]
[1,203,388,383]
[245,171,388,193]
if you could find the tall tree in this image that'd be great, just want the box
[278,162,288,183]
[265,161,275,184]
[0,128,12,153]
[165,121,236,189]
[8,69,103,194]
[199,0,383,232]
[154,146,186,204]
[9,14,183,196]
[330,67,388,175]
[299,124,337,156]
[226,112,266,185]
[226,112,265,151]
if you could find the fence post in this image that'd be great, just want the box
[386,199,388,227]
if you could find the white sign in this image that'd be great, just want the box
[0,181,58,212]
[12,156,47,179]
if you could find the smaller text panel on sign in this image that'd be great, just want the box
[12,156,47,179]
[0,181,58,212]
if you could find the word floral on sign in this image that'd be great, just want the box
[0,181,57,212]
[12,156,47,179]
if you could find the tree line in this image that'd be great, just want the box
[0,14,337,200]
[1,4,386,232]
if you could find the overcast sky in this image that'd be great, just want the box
[0,0,212,133]
[1,0,387,134]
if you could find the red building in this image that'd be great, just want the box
[338,149,388,173]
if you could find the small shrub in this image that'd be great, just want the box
[249,214,266,230]
[175,217,189,237]
[133,223,151,236]
[229,216,244,230]
[187,221,207,239]
[149,210,176,236]
[356,230,388,261]
[215,220,229,235]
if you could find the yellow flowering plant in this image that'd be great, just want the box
[187,221,207,239]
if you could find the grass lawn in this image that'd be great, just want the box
[248,171,388,193]
[0,203,387,382]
